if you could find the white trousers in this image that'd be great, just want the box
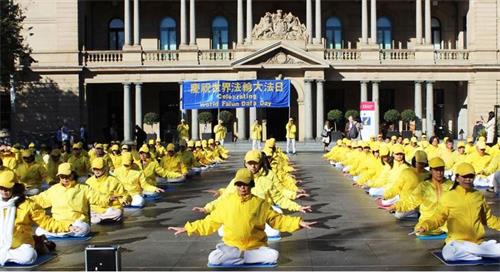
[90,207,123,224]
[286,138,296,154]
[35,220,90,238]
[394,209,419,219]
[252,140,261,150]
[131,195,145,207]
[25,188,40,196]
[219,139,225,146]
[442,240,500,261]
[369,187,385,197]
[208,243,279,265]
[474,176,493,187]
[382,195,400,206]
[3,244,37,265]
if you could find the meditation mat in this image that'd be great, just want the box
[267,235,281,241]
[416,233,447,240]
[124,205,144,209]
[143,194,162,201]
[2,254,56,268]
[208,262,278,268]
[48,234,93,241]
[431,251,500,266]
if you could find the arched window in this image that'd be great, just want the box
[377,17,392,49]
[325,17,342,49]
[108,18,124,50]
[160,17,177,50]
[212,16,229,49]
[431,17,441,49]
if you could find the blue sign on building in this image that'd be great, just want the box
[182,79,290,109]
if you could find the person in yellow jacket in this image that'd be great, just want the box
[213,119,227,145]
[440,138,455,178]
[451,141,467,172]
[466,142,492,187]
[368,144,410,197]
[424,136,441,160]
[415,162,500,261]
[285,118,297,154]
[45,149,63,185]
[0,171,79,266]
[114,153,164,207]
[155,139,166,158]
[27,143,43,165]
[193,141,213,166]
[15,150,48,196]
[213,140,229,160]
[168,168,316,266]
[177,119,190,142]
[137,145,183,186]
[464,137,476,155]
[160,143,188,177]
[31,163,113,237]
[67,143,90,183]
[108,144,122,171]
[353,144,382,187]
[251,120,262,150]
[1,147,18,170]
[178,140,202,176]
[390,157,454,235]
[86,158,130,224]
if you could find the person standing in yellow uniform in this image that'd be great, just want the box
[32,163,113,237]
[0,171,79,266]
[15,150,47,196]
[251,120,262,150]
[177,119,190,142]
[114,153,164,207]
[168,168,316,266]
[86,158,130,224]
[286,118,297,154]
[67,143,90,183]
[214,119,227,145]
[415,162,500,261]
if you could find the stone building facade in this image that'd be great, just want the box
[4,0,500,142]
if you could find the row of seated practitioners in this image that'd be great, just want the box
[324,135,500,262]
[0,138,229,266]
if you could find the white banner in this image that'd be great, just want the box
[360,102,376,140]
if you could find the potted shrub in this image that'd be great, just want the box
[384,109,400,139]
[198,111,213,140]
[400,109,416,139]
[143,112,160,140]
[327,109,343,142]
[218,110,233,142]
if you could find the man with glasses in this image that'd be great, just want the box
[32,163,113,237]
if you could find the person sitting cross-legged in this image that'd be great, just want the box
[168,168,316,266]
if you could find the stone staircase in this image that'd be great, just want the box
[222,141,324,152]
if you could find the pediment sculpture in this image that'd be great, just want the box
[252,10,308,41]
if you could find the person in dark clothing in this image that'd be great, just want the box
[135,125,147,147]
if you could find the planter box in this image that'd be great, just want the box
[386,131,400,139]
[201,133,212,140]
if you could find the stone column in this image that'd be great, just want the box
[179,83,186,119]
[123,83,132,141]
[416,0,422,44]
[191,109,199,140]
[361,0,368,44]
[135,83,143,127]
[133,0,140,46]
[237,0,243,45]
[189,0,196,45]
[414,81,422,134]
[360,81,368,102]
[180,0,187,45]
[189,0,196,46]
[424,0,431,45]
[425,81,434,136]
[249,107,257,129]
[236,108,247,140]
[306,0,313,44]
[124,0,131,46]
[316,80,324,139]
[246,0,253,43]
[370,0,377,44]
[304,79,313,140]
[372,81,380,135]
[315,0,322,44]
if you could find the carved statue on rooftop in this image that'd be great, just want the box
[252,10,308,41]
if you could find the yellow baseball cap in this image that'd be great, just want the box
[336,140,342,145]
[265,138,276,148]
[457,141,465,148]
[208,139,215,144]
[391,135,397,140]
[414,150,428,164]
[0,171,16,189]
[156,139,161,143]
[392,144,404,155]
[121,152,133,164]
[73,142,82,149]
[21,150,33,158]
[403,138,410,144]
[455,162,476,176]
[477,142,487,150]
[187,140,194,147]
[371,143,380,151]
[244,150,261,163]
[148,139,155,145]
[111,145,119,151]
[466,137,473,143]
[234,168,254,185]
[56,163,72,176]
[263,147,273,157]
[478,136,486,142]
[91,158,105,169]
[379,146,390,157]
[121,144,129,150]
[428,157,445,168]
[195,141,202,147]
[139,145,150,153]
[28,143,35,148]
[410,137,418,143]
[166,143,175,152]
[95,143,103,149]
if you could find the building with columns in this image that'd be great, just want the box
[4,0,500,142]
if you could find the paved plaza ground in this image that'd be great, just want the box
[24,152,500,270]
